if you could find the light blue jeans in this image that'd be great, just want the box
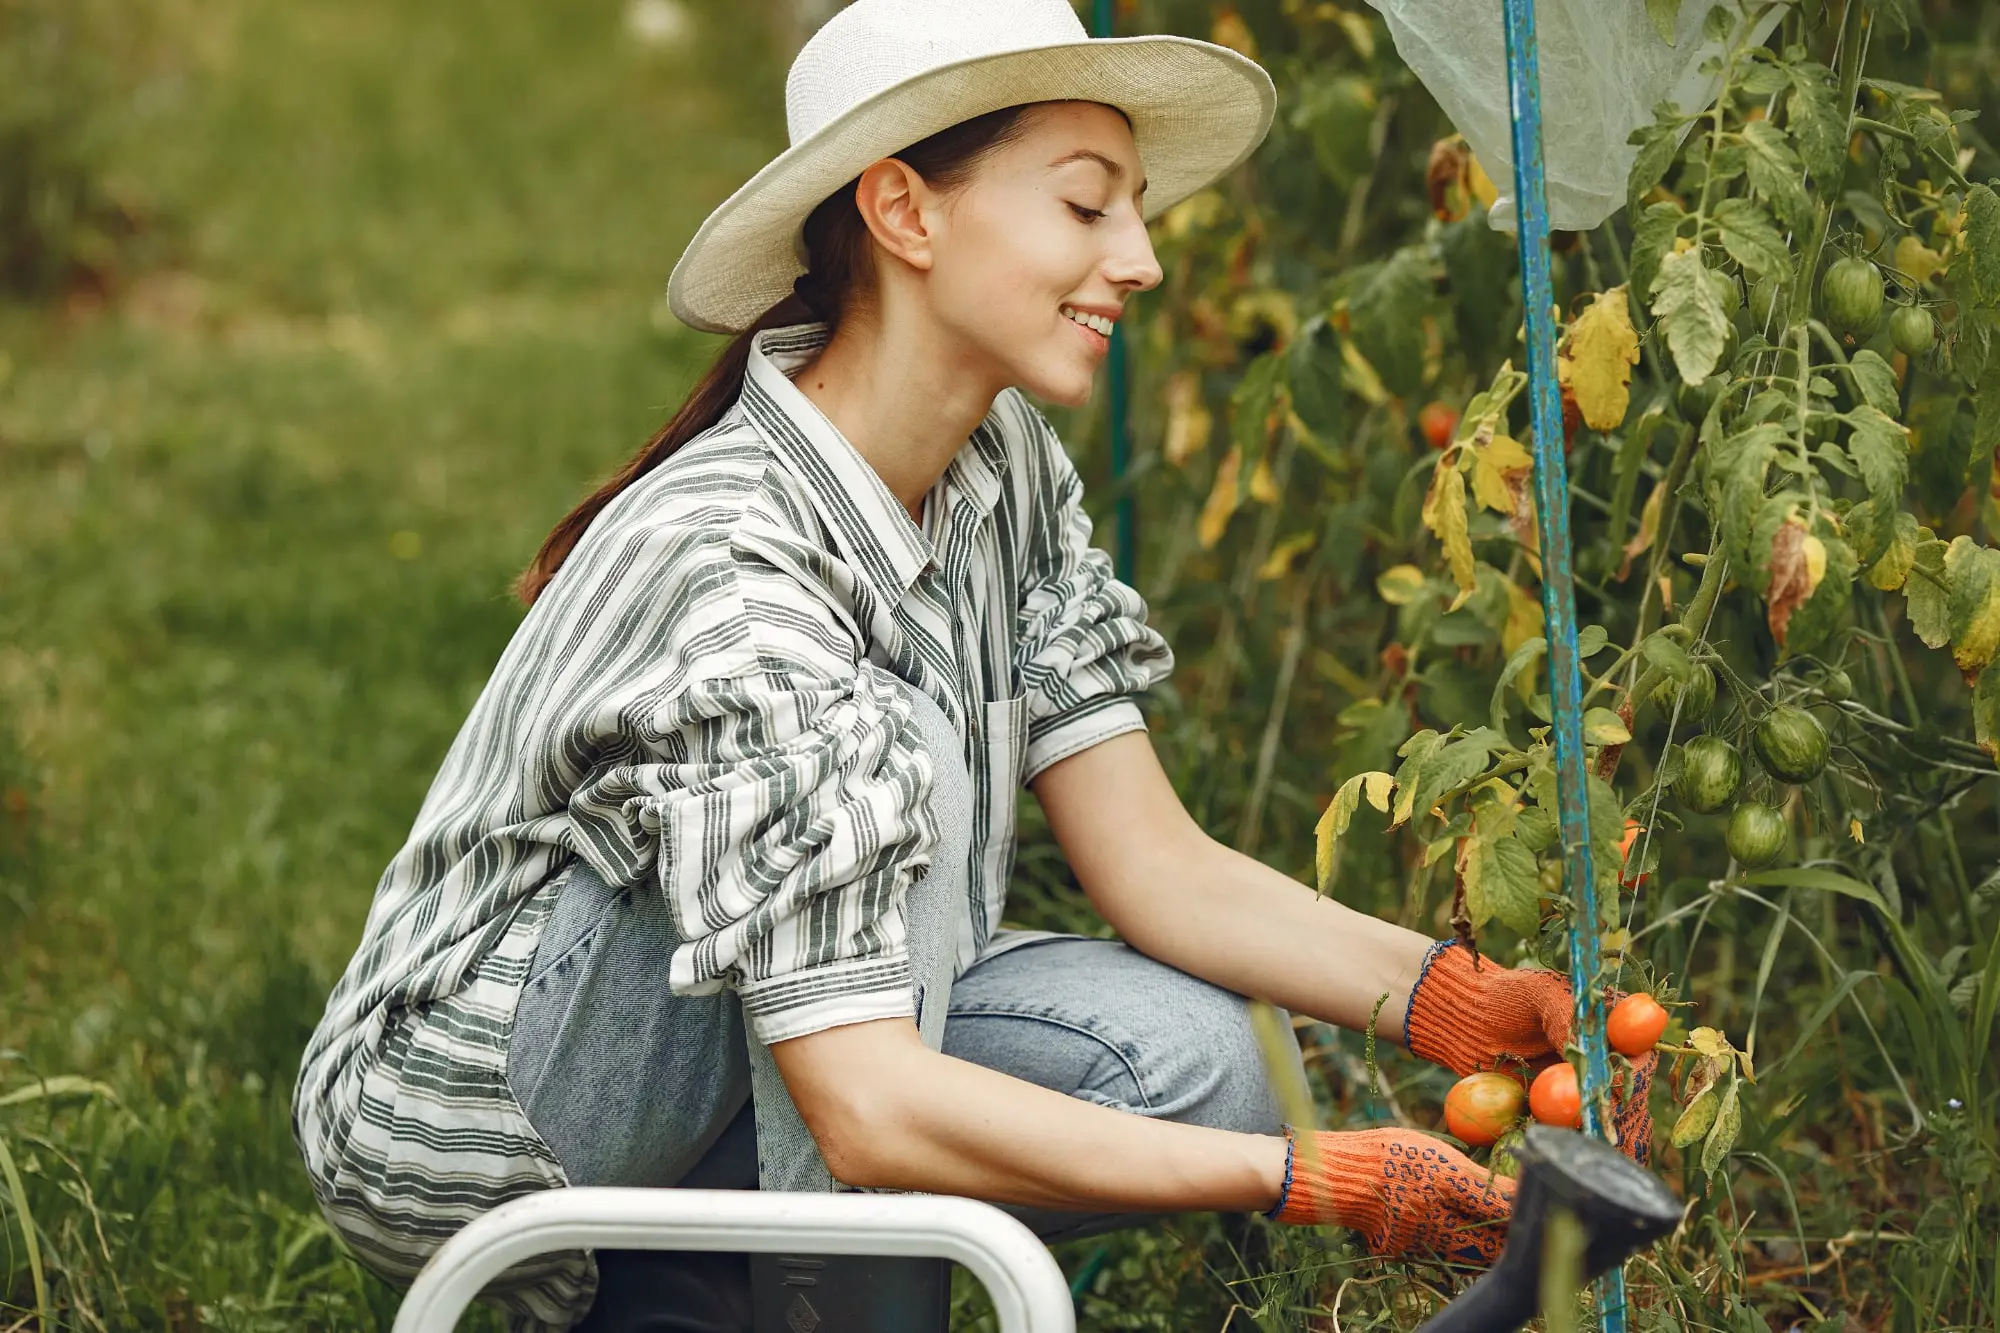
[505,678,1300,1260]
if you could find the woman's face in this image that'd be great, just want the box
[920,101,1164,407]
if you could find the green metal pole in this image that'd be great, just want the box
[1497,0,1626,1328]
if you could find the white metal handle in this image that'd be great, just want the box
[392,1187,1076,1333]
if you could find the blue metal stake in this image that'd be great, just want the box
[1092,0,1137,582]
[1498,0,1626,1328]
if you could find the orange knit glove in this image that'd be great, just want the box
[1405,939,1658,1164]
[1268,1128,1515,1267]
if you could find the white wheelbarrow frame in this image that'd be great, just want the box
[392,1187,1077,1333]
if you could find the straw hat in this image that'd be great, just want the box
[665,0,1275,334]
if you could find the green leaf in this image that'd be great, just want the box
[1490,635,1548,733]
[1641,632,1693,682]
[1404,731,1501,824]
[1230,350,1285,483]
[1946,537,2000,677]
[1905,536,1952,648]
[1712,199,1791,278]
[1627,116,1685,216]
[1847,350,1900,415]
[1974,666,2000,761]
[1752,868,1888,908]
[1583,707,1633,745]
[1587,773,1625,895]
[1744,867,1890,912]
[1347,247,1435,400]
[1967,185,2000,307]
[1577,624,1610,657]
[1785,62,1848,186]
[1647,0,1679,44]
[1287,316,1346,440]
[1741,120,1811,233]
[1845,405,1909,503]
[1480,834,1544,936]
[1630,202,1687,303]
[1652,248,1730,385]
[1714,424,1785,566]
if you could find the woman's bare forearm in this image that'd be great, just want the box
[772,1017,1286,1210]
[1109,836,1433,1045]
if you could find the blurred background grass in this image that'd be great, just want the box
[0,0,871,1324]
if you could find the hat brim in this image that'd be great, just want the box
[666,34,1274,334]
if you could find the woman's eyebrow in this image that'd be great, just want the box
[1048,148,1148,195]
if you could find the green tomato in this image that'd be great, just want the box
[1726,801,1790,868]
[1821,257,1885,341]
[1889,304,1935,357]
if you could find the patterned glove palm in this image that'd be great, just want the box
[1270,1128,1516,1268]
[1404,939,1658,1164]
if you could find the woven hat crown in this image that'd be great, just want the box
[786,0,1090,146]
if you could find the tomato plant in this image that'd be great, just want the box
[1103,0,2000,1324]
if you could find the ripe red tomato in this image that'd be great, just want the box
[1419,401,1458,450]
[1606,993,1670,1057]
[1529,1062,1583,1128]
[1443,1071,1527,1147]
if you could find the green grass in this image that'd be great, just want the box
[0,0,805,1322]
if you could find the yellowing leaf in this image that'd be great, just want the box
[1470,431,1534,514]
[1161,189,1226,240]
[1619,485,1665,581]
[1340,338,1390,405]
[1316,771,1395,891]
[1564,287,1642,431]
[1258,532,1316,580]
[1162,371,1213,466]
[1466,153,1499,210]
[1583,706,1632,745]
[1689,1026,1733,1059]
[1766,517,1827,646]
[1502,579,1545,657]
[1947,536,2000,677]
[1894,233,1946,286]
[1249,457,1279,504]
[1377,563,1428,605]
[1210,8,1257,57]
[1421,457,1476,603]
[1197,448,1243,549]
[1868,513,1919,591]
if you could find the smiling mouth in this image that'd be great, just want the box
[1060,304,1116,336]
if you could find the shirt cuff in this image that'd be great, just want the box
[1022,695,1149,786]
[735,954,915,1046]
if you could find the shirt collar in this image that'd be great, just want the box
[740,322,1011,601]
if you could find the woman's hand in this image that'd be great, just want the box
[1270,1128,1514,1268]
[1404,939,1657,1163]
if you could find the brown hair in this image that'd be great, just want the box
[513,103,1038,605]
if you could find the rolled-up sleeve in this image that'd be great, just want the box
[1013,408,1175,784]
[565,556,935,1046]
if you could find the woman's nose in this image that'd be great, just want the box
[1105,214,1164,293]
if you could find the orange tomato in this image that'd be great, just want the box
[1529,1062,1583,1128]
[1606,993,1670,1057]
[1419,401,1459,450]
[1443,1071,1527,1146]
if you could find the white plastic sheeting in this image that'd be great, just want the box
[1361,0,1784,231]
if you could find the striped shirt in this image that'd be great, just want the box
[291,321,1174,1326]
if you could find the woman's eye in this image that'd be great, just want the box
[1068,203,1106,222]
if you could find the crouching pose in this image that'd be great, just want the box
[292,1,1653,1327]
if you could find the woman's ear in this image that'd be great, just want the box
[853,158,936,273]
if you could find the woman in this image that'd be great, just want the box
[292,1,1655,1328]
